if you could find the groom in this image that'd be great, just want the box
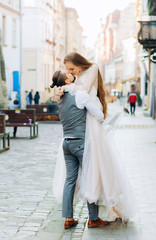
[50,71,109,229]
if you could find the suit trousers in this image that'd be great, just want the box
[62,138,98,220]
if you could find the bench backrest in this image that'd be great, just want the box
[0,114,5,134]
[0,109,36,124]
[27,105,50,115]
[27,104,59,115]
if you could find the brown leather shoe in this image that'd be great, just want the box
[64,218,78,229]
[88,217,110,228]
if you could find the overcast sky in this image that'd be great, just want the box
[64,0,136,47]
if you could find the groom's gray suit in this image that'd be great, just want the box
[58,92,99,220]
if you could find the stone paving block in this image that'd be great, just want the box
[34,232,63,240]
[3,226,19,234]
[12,236,33,240]
[126,236,141,240]
[34,209,51,214]
[17,230,36,236]
[0,239,11,240]
[82,227,113,237]
[26,218,43,224]
[43,220,64,233]
[75,223,85,228]
[31,213,49,218]
[62,236,72,240]
[0,232,12,238]
[72,232,83,237]
[74,228,84,233]
[72,238,82,240]
[20,226,39,231]
[49,211,62,221]
[82,235,126,240]
[24,222,42,227]
[0,218,7,224]
[141,235,156,240]
[5,222,19,227]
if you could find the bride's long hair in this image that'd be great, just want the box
[64,52,107,119]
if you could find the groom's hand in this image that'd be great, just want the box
[55,87,64,102]
[56,87,64,96]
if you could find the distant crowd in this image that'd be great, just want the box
[25,90,40,105]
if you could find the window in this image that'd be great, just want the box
[12,19,16,47]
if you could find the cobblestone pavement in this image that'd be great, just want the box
[0,102,156,240]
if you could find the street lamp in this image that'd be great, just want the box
[138,21,156,49]
[138,20,156,116]
[138,21,156,111]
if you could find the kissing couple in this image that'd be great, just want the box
[51,52,137,229]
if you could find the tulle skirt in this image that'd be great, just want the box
[53,112,137,221]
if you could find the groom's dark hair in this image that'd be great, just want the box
[50,71,67,88]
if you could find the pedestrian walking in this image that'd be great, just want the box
[34,91,40,105]
[54,52,137,226]
[28,89,33,105]
[128,88,138,115]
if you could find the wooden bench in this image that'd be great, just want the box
[26,103,60,121]
[0,109,38,139]
[0,114,10,152]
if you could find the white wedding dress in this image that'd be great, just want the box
[53,64,137,221]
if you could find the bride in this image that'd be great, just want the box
[53,52,137,222]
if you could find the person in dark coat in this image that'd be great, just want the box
[34,91,40,105]
[10,99,19,137]
[28,89,33,105]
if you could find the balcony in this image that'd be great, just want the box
[138,21,156,49]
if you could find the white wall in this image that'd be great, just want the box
[0,4,20,97]
[122,38,137,81]
[105,62,116,84]
[22,1,54,105]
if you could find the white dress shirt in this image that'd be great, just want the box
[75,90,104,123]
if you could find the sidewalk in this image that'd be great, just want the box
[0,103,156,240]
[81,106,156,240]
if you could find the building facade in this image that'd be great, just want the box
[54,0,66,71]
[22,0,55,105]
[96,3,139,97]
[66,7,83,54]
[0,0,20,108]
[22,1,84,105]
